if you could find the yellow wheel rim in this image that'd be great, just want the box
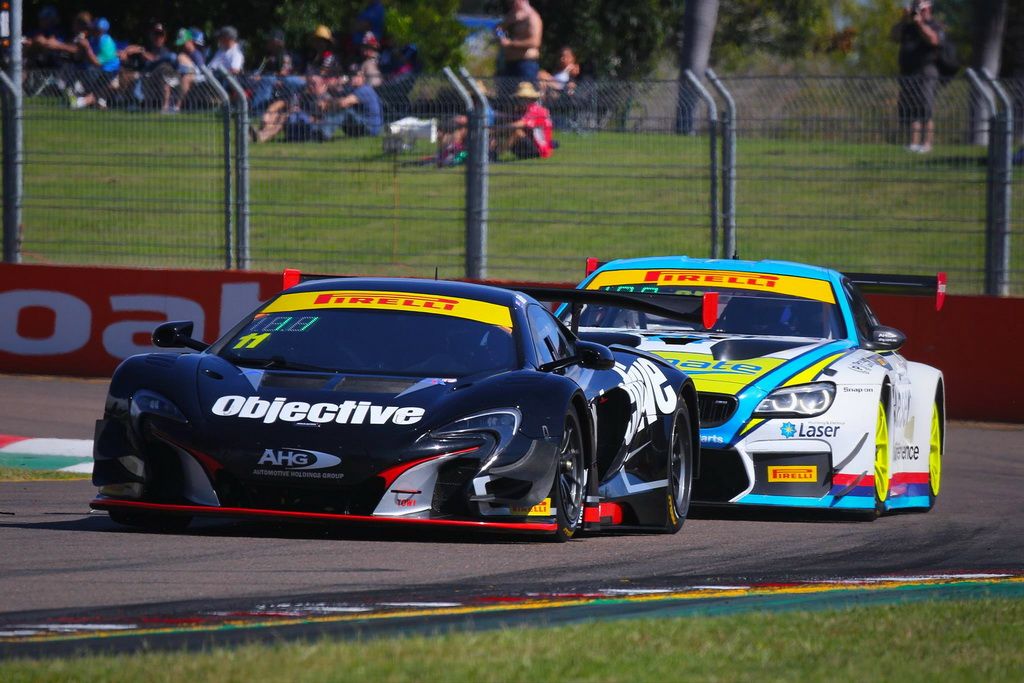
[874,402,889,502]
[929,403,942,497]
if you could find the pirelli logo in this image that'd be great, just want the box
[768,465,818,483]
[586,268,836,303]
[510,497,552,517]
[262,290,514,328]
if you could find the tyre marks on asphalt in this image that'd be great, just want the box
[2,572,1022,656]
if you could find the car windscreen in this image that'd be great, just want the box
[573,286,846,339]
[219,291,518,377]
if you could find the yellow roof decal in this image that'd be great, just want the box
[587,268,836,304]
[263,290,514,328]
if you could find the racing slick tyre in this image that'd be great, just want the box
[550,411,586,542]
[661,405,694,534]
[925,398,943,510]
[108,509,193,533]
[872,399,891,518]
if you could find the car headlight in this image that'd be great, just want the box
[431,409,521,470]
[754,382,835,418]
[130,390,187,426]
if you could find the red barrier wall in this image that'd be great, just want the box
[1,263,1021,421]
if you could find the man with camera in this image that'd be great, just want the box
[892,0,944,153]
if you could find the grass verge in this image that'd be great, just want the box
[0,466,89,481]
[2,597,1022,682]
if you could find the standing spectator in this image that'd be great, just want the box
[498,81,553,159]
[497,0,543,85]
[892,0,943,153]
[167,28,206,112]
[307,25,339,76]
[69,17,119,109]
[356,32,383,87]
[209,26,244,75]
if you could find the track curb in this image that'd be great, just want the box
[0,435,93,472]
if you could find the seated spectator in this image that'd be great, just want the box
[119,22,177,109]
[539,46,580,98]
[165,28,206,112]
[250,28,305,113]
[307,25,339,76]
[23,5,68,69]
[252,75,337,143]
[437,81,494,165]
[208,26,244,75]
[355,32,383,87]
[331,68,383,138]
[497,81,553,159]
[68,16,119,109]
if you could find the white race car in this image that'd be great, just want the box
[534,256,946,517]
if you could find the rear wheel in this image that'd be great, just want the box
[926,400,943,509]
[662,406,693,534]
[551,411,585,542]
[108,508,192,533]
[872,399,891,517]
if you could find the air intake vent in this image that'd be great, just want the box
[698,393,738,427]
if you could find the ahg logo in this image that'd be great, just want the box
[257,449,341,470]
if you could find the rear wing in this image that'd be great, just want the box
[844,272,946,311]
[282,268,355,289]
[516,286,719,335]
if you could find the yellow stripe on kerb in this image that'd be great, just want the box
[263,291,514,328]
[783,353,845,387]
[587,268,836,303]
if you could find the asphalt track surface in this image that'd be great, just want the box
[1,374,1022,656]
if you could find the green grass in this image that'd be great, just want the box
[0,466,89,481]
[14,100,1020,293]
[3,598,1023,682]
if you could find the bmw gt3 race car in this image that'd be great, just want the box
[91,275,700,540]
[539,256,946,517]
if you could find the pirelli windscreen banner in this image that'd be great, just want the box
[0,263,1019,420]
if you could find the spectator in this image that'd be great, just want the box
[331,68,383,138]
[892,0,943,153]
[209,26,244,75]
[68,17,119,109]
[498,81,553,159]
[356,32,383,87]
[539,46,579,98]
[307,25,339,76]
[437,80,494,165]
[119,22,177,109]
[24,5,68,69]
[189,28,209,61]
[498,0,543,85]
[251,28,305,112]
[252,75,336,143]
[167,28,206,112]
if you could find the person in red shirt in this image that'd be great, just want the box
[504,81,553,159]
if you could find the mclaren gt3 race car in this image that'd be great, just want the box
[537,257,945,517]
[91,275,700,540]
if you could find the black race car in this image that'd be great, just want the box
[91,276,699,540]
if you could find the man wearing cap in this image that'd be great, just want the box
[498,0,543,85]
[499,81,553,159]
[168,28,205,112]
[356,31,383,87]
[68,16,119,109]
[209,26,244,75]
[892,0,944,153]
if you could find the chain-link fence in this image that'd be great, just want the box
[1003,77,1024,293]
[1,68,1019,293]
[17,66,230,267]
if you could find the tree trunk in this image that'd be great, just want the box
[677,0,719,134]
[970,0,1008,145]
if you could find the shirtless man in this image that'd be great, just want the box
[498,0,543,84]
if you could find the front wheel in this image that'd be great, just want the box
[550,411,586,542]
[872,399,891,518]
[926,399,943,510]
[662,406,694,534]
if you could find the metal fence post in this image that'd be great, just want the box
[461,67,490,280]
[201,66,234,270]
[706,69,736,259]
[2,0,23,263]
[982,70,1014,297]
[684,70,718,259]
[966,69,1001,295]
[442,67,478,279]
[220,70,250,270]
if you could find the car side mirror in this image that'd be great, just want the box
[576,340,616,370]
[152,321,209,352]
[864,325,905,351]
